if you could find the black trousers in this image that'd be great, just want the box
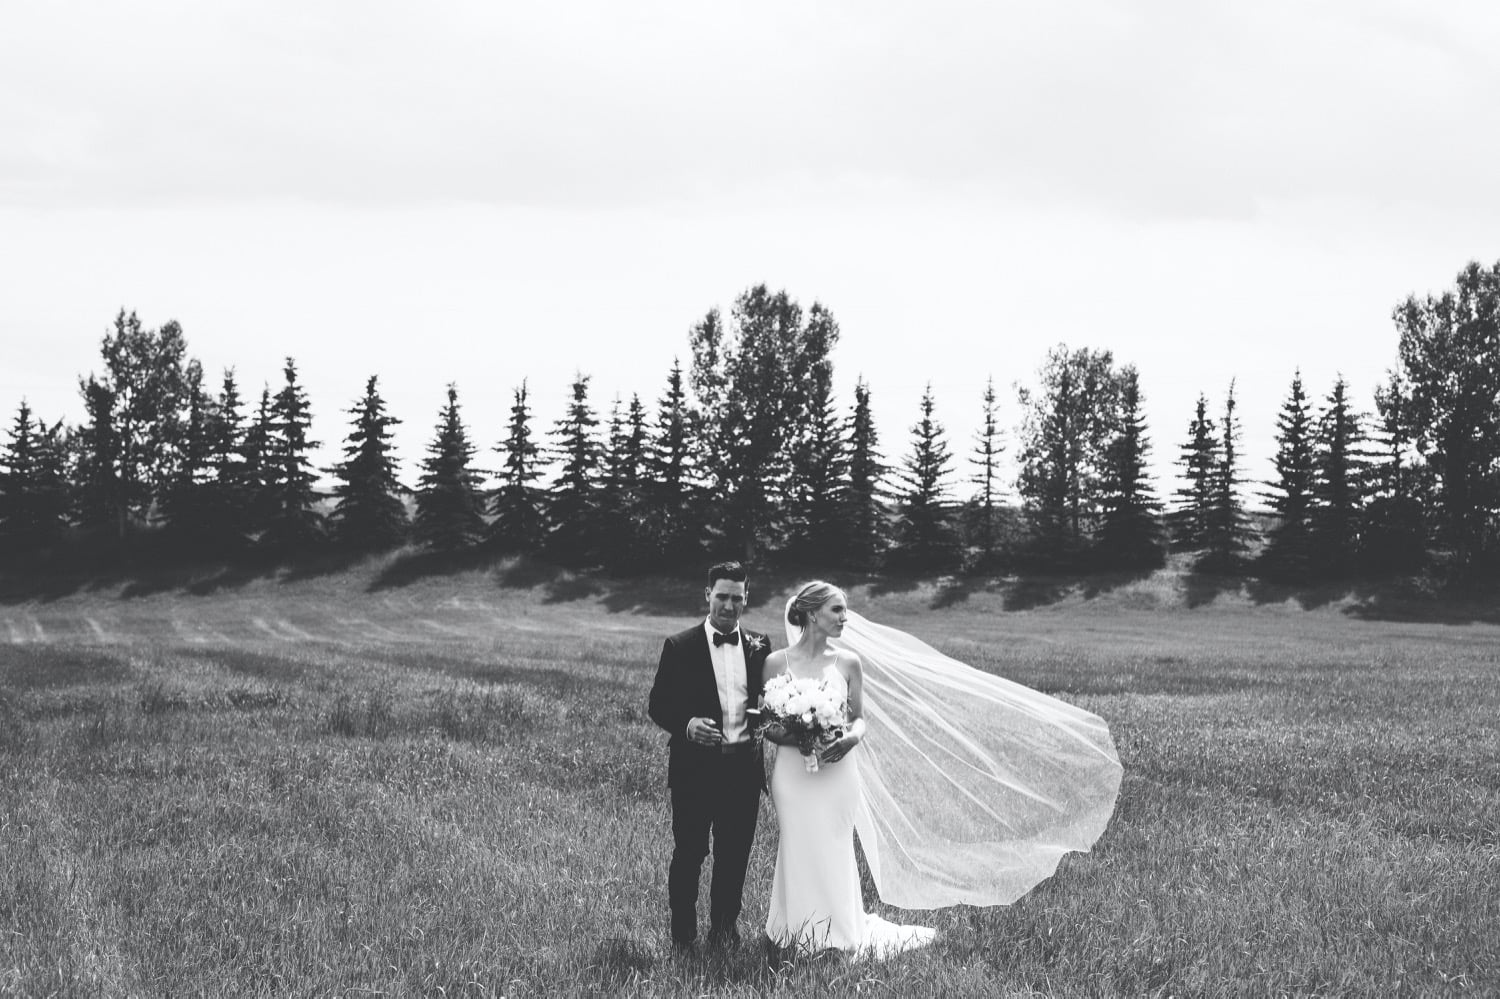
[667,748,762,942]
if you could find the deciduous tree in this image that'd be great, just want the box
[688,287,840,559]
[1390,259,1500,574]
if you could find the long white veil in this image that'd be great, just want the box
[784,601,1123,910]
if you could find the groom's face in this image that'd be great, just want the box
[705,578,747,633]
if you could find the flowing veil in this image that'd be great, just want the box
[784,600,1123,909]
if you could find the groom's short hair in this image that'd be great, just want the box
[707,561,748,586]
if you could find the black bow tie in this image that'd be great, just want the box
[713,629,740,647]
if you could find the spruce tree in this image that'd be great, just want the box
[546,373,605,566]
[965,376,1006,569]
[72,377,124,537]
[889,384,961,571]
[239,388,277,541]
[260,358,325,552]
[1258,371,1316,582]
[158,360,218,553]
[1096,365,1164,570]
[1362,371,1427,573]
[414,385,486,552]
[1171,394,1217,551]
[488,380,549,554]
[644,359,702,568]
[199,370,251,553]
[0,401,70,553]
[595,395,651,568]
[783,359,848,566]
[1201,380,1255,571]
[327,375,409,551]
[842,377,887,570]
[1310,375,1364,577]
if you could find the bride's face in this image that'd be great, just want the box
[809,590,849,638]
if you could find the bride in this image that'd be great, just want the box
[760,581,1123,958]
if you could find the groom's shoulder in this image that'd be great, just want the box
[665,623,702,646]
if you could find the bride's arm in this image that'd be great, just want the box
[822,653,866,763]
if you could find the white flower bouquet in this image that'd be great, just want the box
[758,672,847,772]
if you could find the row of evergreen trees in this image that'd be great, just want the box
[3,263,1498,579]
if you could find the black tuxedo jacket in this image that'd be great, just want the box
[648,622,771,790]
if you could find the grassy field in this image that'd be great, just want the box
[1,558,1497,997]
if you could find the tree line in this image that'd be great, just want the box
[3,263,1499,581]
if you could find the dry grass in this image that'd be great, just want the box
[1,562,1496,996]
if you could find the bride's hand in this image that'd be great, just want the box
[820,734,855,764]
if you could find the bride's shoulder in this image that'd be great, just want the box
[835,647,864,674]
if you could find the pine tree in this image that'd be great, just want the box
[889,384,961,571]
[597,394,652,569]
[1310,376,1365,577]
[842,378,887,570]
[414,385,486,552]
[239,388,277,540]
[0,401,70,553]
[1362,371,1427,573]
[327,375,409,551]
[644,359,702,568]
[1171,394,1217,551]
[1258,371,1316,582]
[158,360,218,553]
[546,373,605,566]
[202,370,251,552]
[965,376,1006,568]
[488,380,549,554]
[72,377,124,537]
[783,359,848,566]
[260,358,325,552]
[1201,381,1255,571]
[1095,365,1164,570]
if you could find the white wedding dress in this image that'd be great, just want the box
[764,663,936,958]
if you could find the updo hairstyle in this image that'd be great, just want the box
[787,580,842,628]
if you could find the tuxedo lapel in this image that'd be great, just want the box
[687,625,720,717]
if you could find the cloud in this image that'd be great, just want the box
[2,0,1497,226]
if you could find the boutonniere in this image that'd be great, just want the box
[744,633,766,655]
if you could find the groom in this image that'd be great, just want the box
[648,560,771,949]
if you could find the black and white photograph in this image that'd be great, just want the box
[1,2,1497,995]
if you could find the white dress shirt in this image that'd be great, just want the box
[704,618,750,746]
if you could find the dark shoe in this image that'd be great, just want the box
[706,923,741,948]
[671,937,696,956]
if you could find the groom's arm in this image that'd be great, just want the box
[647,636,689,738]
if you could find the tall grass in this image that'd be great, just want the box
[1,577,1497,996]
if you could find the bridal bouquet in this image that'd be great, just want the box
[758,673,847,772]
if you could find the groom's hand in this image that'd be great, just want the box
[687,717,723,746]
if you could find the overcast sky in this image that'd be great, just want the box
[3,1,1498,502]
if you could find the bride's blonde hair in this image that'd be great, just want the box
[786,580,842,628]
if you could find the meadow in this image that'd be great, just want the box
[0,559,1496,997]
